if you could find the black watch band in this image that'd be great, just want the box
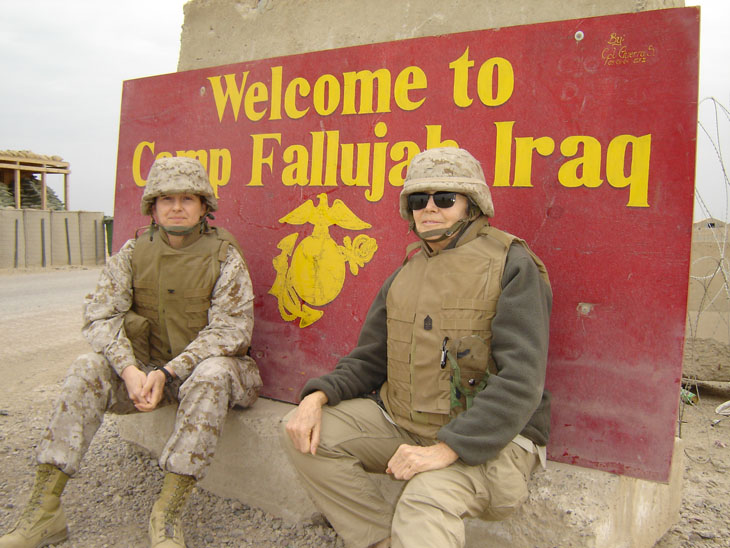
[155,366,174,385]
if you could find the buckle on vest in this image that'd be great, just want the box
[411,410,430,424]
[411,410,450,426]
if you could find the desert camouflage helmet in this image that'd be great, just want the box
[399,147,494,220]
[140,157,218,215]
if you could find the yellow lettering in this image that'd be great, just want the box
[367,122,389,202]
[493,121,514,187]
[449,48,474,108]
[282,144,309,186]
[270,66,283,121]
[558,136,603,188]
[244,81,268,122]
[342,69,392,115]
[313,74,341,116]
[208,64,429,122]
[309,131,325,186]
[606,134,651,207]
[207,73,248,122]
[284,77,310,119]
[340,143,371,187]
[389,141,420,187]
[248,133,281,186]
[477,57,514,106]
[132,141,155,186]
[394,66,427,111]
[208,149,231,197]
[249,124,460,201]
[513,136,555,187]
[425,125,458,149]
[132,142,230,194]
[324,130,340,187]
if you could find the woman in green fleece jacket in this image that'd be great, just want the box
[282,147,552,548]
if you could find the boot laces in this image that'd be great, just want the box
[162,480,191,538]
[17,466,53,524]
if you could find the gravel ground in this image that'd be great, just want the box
[1,405,343,548]
[1,266,729,547]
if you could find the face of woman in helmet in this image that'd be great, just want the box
[151,193,207,228]
[411,192,470,251]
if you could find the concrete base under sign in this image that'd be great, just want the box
[117,398,683,548]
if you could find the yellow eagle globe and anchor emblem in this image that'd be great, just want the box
[269,193,378,328]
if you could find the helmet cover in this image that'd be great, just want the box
[399,147,494,220]
[140,157,218,215]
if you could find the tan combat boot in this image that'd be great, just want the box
[148,473,195,548]
[0,464,69,548]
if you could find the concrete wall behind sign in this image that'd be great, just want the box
[684,220,730,381]
[178,0,684,71]
[0,210,106,269]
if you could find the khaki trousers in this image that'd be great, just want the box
[281,398,538,548]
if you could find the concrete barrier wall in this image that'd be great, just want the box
[178,0,684,72]
[78,212,107,266]
[119,400,685,548]
[684,225,730,380]
[0,209,25,268]
[23,210,51,267]
[0,209,105,269]
[50,211,81,266]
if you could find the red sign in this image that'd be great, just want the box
[114,8,699,481]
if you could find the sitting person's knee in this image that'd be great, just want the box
[67,353,111,381]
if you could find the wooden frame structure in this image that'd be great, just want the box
[0,152,70,210]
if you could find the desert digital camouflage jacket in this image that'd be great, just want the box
[81,231,254,381]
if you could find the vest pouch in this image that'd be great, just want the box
[184,287,213,330]
[386,307,415,365]
[447,335,491,412]
[449,333,488,363]
[124,310,151,365]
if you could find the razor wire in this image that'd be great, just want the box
[680,97,730,438]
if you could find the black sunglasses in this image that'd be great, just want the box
[407,191,457,211]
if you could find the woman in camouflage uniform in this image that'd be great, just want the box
[0,157,262,548]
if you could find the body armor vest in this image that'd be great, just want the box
[129,227,242,366]
[380,220,548,438]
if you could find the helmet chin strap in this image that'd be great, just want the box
[152,213,214,237]
[159,223,202,236]
[415,217,470,243]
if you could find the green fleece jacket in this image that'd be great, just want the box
[301,224,552,466]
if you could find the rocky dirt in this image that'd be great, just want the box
[656,381,730,548]
[0,266,728,547]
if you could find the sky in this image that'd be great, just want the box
[0,1,186,216]
[0,1,728,220]
[685,0,730,222]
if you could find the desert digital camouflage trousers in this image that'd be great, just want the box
[37,352,261,480]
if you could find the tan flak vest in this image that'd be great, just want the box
[380,218,549,438]
[126,226,244,366]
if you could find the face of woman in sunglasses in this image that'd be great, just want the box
[411,192,470,251]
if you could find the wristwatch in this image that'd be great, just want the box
[154,366,174,385]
